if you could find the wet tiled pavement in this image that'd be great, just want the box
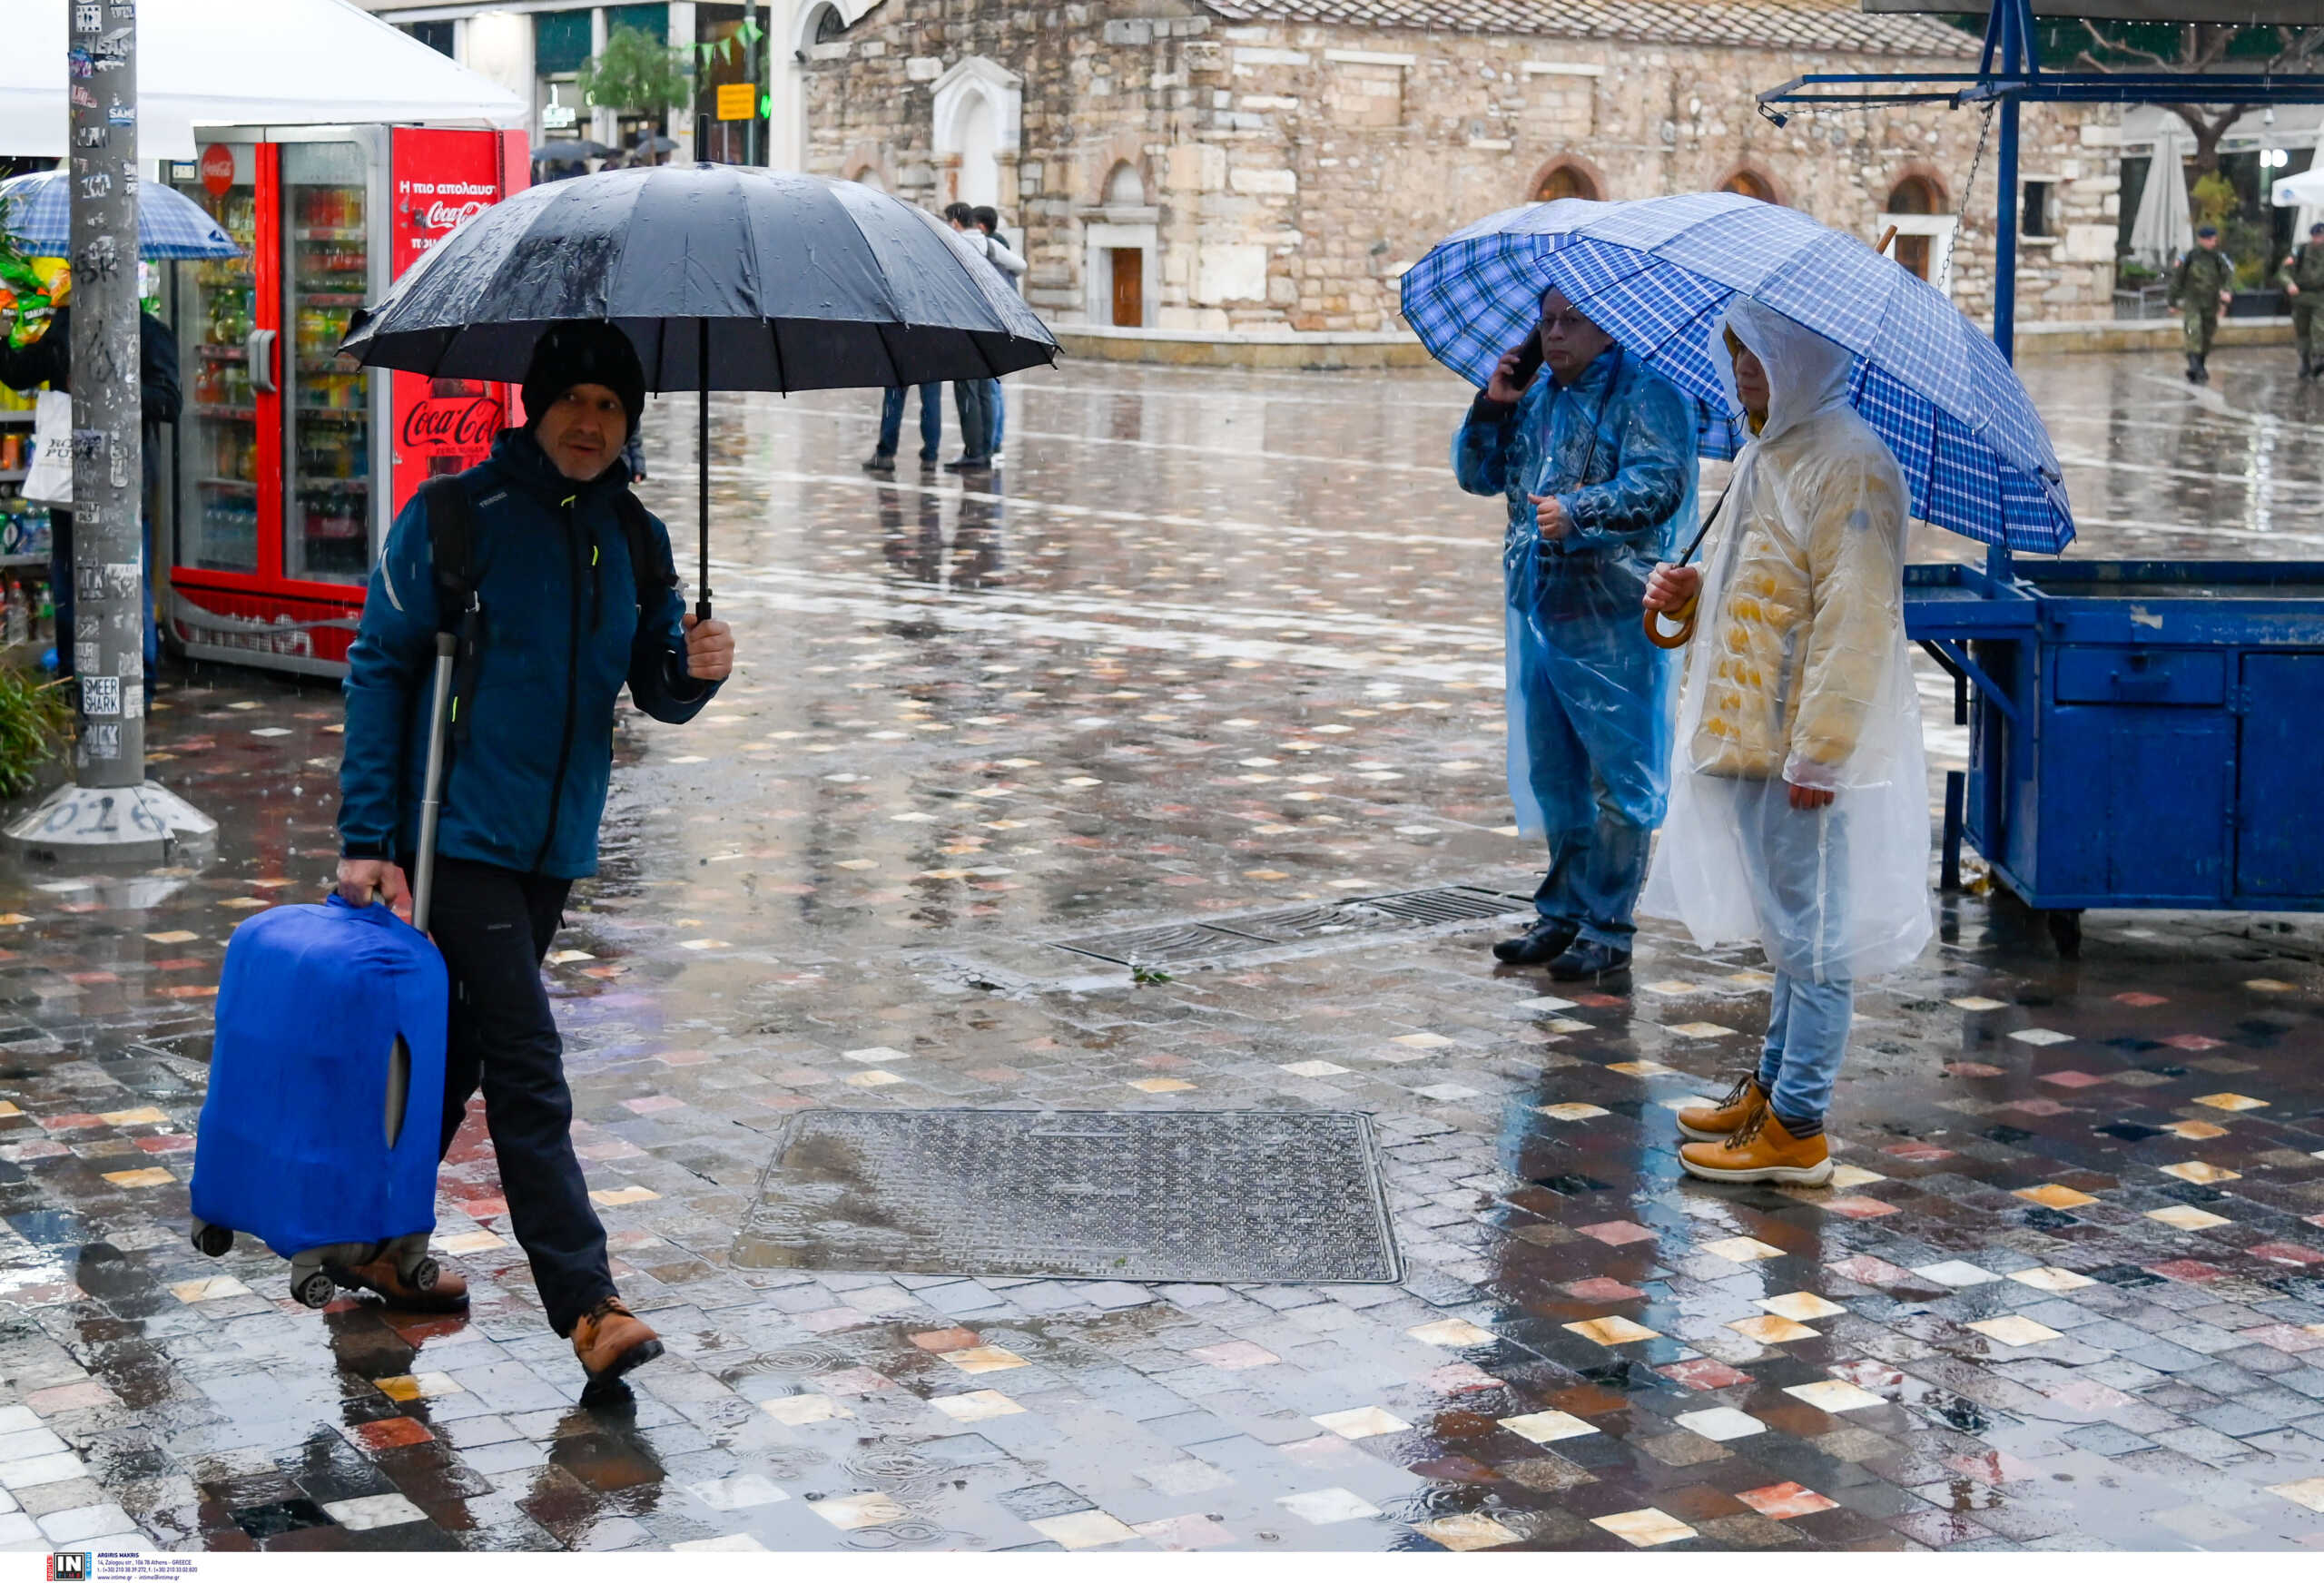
[2,348,2323,1551]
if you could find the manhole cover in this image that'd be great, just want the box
[1048,921,1284,968]
[734,1109,1403,1283]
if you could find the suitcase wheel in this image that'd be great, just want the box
[191,1221,232,1258]
[403,1256,439,1293]
[291,1271,337,1309]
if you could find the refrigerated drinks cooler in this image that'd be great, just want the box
[162,124,526,676]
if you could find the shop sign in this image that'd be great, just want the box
[716,82,757,121]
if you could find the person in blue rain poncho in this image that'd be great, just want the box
[1454,288,1699,982]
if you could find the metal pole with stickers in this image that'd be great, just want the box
[5,0,212,864]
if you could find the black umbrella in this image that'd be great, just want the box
[340,166,1058,618]
[532,140,612,162]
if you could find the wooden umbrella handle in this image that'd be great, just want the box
[1643,595,1699,649]
[1876,224,1899,258]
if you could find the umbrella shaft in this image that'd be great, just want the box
[696,318,713,622]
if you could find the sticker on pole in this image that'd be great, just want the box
[79,676,121,717]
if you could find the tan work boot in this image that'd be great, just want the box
[572,1296,663,1390]
[330,1252,468,1313]
[1679,1107,1832,1186]
[1675,1074,1770,1143]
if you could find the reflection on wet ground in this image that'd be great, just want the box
[0,349,2321,1551]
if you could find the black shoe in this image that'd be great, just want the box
[943,456,993,473]
[1492,919,1579,966]
[918,451,940,466]
[862,453,896,474]
[2195,356,2211,384]
[1548,938,1632,983]
[2185,355,2202,384]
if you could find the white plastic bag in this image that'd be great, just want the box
[22,389,72,506]
[1640,300,1932,982]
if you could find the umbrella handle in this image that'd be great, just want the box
[1875,224,1899,259]
[1644,596,1698,649]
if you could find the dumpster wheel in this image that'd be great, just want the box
[2044,909,2083,959]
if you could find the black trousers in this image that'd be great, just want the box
[428,857,613,1336]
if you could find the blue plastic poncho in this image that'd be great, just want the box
[1454,346,1699,845]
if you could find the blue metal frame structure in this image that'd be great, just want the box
[1757,3,2324,944]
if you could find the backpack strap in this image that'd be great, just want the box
[613,489,678,614]
[418,477,486,745]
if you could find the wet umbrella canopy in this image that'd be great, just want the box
[339,165,1059,615]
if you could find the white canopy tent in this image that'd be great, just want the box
[1,0,524,163]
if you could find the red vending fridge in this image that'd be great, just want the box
[162,124,527,676]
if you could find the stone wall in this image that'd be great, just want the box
[803,3,2119,333]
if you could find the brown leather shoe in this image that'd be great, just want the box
[1676,1074,1770,1143]
[572,1296,663,1389]
[1680,1107,1832,1185]
[330,1252,468,1313]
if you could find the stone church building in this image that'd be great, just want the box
[798,0,2120,335]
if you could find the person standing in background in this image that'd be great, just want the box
[973,205,1027,460]
[943,202,1023,472]
[2277,221,2324,381]
[0,285,180,706]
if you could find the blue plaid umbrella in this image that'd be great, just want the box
[0,172,241,261]
[1402,192,2073,553]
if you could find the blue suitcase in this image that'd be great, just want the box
[190,634,463,1306]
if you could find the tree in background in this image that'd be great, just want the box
[2071,22,2322,181]
[577,25,693,162]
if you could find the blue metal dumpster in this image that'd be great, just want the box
[1906,559,2324,949]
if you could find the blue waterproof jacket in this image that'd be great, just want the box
[1454,347,1696,838]
[338,428,717,880]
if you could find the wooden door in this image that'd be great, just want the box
[1895,233,1931,281]
[1110,248,1143,327]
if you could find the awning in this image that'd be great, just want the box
[1,0,526,163]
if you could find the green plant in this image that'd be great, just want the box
[2190,170,2237,230]
[577,25,692,116]
[1130,965,1174,986]
[0,663,74,800]
[2221,217,2272,288]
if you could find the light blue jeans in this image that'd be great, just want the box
[1740,788,1853,1122]
[1754,971,1854,1123]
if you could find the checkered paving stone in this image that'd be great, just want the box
[4,361,2324,1551]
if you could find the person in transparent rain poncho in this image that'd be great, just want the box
[1454,289,1698,982]
[1640,299,1932,1185]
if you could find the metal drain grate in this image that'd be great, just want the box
[1048,884,1531,968]
[1049,922,1285,967]
[734,1109,1403,1283]
[1349,886,1531,925]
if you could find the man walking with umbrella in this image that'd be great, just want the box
[334,322,734,1392]
[1454,289,1697,983]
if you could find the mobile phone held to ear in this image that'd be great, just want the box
[1510,331,1545,391]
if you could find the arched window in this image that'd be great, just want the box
[1718,166,1781,205]
[1531,159,1604,203]
[1886,173,1945,214]
[1103,160,1145,207]
[809,4,845,46]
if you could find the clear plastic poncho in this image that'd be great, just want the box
[1640,300,1933,981]
[1452,347,1697,837]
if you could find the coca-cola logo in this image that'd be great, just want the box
[400,395,502,451]
[200,143,234,198]
[416,199,488,232]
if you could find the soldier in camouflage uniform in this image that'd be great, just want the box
[2277,221,2324,381]
[2171,224,2236,385]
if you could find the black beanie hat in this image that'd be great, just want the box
[521,320,645,435]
